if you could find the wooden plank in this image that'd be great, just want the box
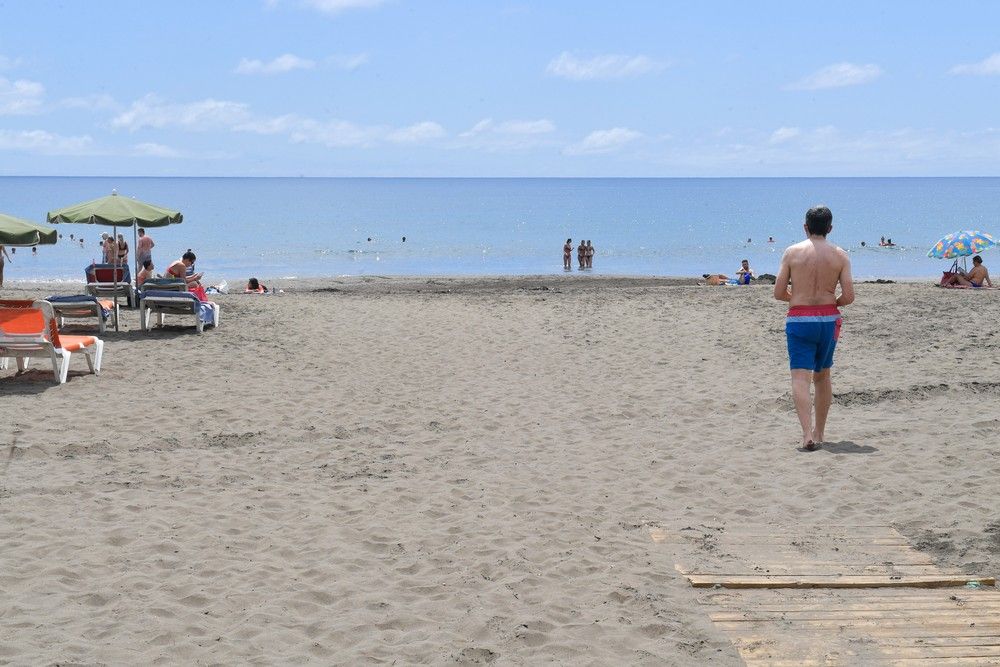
[715,619,1000,633]
[680,564,952,576]
[676,554,944,566]
[713,608,1000,621]
[890,659,1000,665]
[743,660,1000,667]
[702,595,1000,613]
[686,574,995,588]
[711,602,1000,615]
[658,535,914,545]
[734,635,1000,648]
[741,647,1000,662]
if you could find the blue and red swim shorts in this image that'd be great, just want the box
[785,304,842,372]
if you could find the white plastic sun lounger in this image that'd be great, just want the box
[0,300,104,384]
[139,291,219,334]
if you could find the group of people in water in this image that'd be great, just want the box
[563,239,595,270]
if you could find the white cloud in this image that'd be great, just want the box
[302,0,385,15]
[0,129,94,155]
[769,126,801,144]
[786,62,882,90]
[237,113,384,147]
[59,94,119,111]
[0,55,22,70]
[112,93,445,149]
[546,52,665,80]
[0,77,44,115]
[233,113,303,136]
[386,121,446,143]
[236,53,316,75]
[460,118,494,138]
[495,119,555,135]
[564,127,641,155]
[457,118,556,150]
[133,142,181,158]
[286,118,383,147]
[112,94,252,131]
[950,53,1000,76]
[327,53,369,70]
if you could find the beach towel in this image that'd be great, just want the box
[46,295,113,319]
[140,278,186,289]
[142,290,216,323]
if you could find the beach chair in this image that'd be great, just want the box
[139,290,219,334]
[0,300,104,384]
[139,277,187,292]
[85,263,135,307]
[45,295,118,334]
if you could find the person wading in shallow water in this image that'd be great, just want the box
[774,205,854,451]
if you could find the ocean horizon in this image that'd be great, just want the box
[3,176,998,283]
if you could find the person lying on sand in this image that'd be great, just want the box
[943,255,992,288]
[701,273,730,286]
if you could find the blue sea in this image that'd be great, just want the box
[3,177,998,283]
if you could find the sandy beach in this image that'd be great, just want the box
[1,275,998,665]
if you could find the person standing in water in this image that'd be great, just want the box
[585,240,594,269]
[136,228,155,267]
[563,238,573,270]
[774,206,854,451]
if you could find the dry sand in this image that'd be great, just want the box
[1,275,998,664]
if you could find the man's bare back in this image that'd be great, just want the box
[774,237,854,307]
[775,206,855,452]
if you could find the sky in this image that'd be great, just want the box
[2,0,1000,177]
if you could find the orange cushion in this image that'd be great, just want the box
[59,335,97,352]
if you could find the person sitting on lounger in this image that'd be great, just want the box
[165,251,203,287]
[944,254,992,288]
[137,259,155,286]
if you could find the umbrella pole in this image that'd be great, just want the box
[133,222,139,295]
[112,223,119,331]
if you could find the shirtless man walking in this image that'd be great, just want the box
[774,206,854,451]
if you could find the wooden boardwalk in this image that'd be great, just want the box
[651,525,1000,665]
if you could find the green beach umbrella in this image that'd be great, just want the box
[47,190,182,228]
[47,190,183,329]
[0,213,58,246]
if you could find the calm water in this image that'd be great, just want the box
[2,177,998,282]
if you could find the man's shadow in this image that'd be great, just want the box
[799,440,877,454]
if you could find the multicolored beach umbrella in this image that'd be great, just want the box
[927,230,997,259]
